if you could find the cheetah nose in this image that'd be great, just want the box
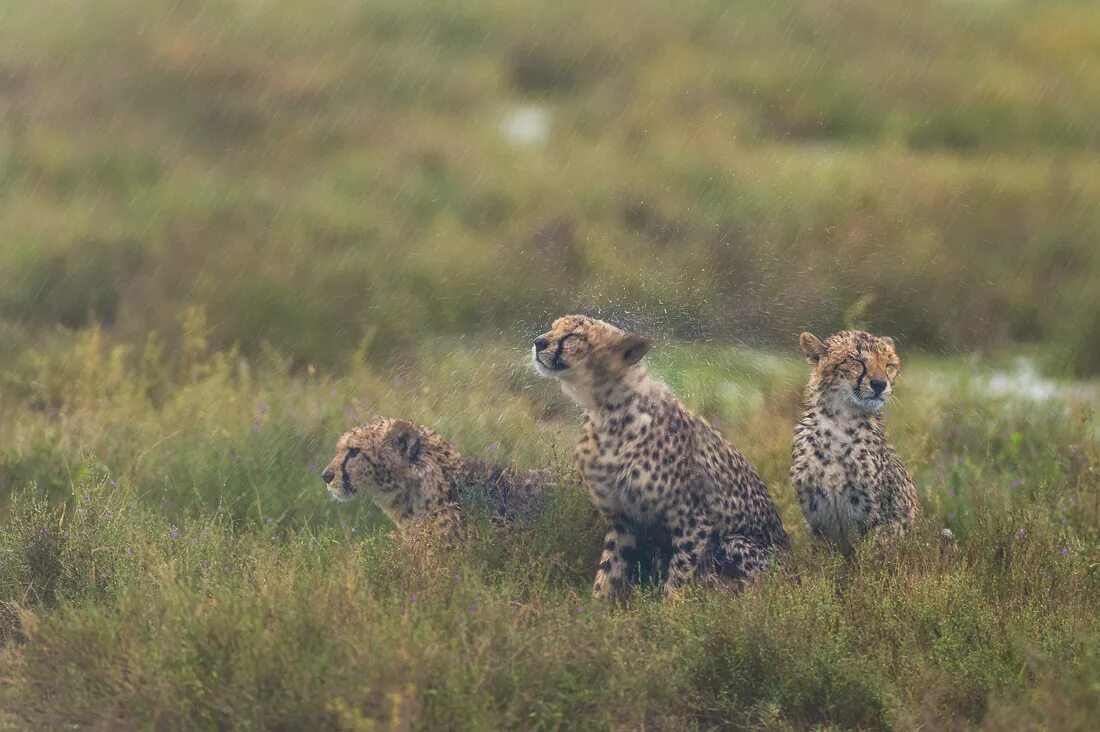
[870,379,887,396]
[322,468,335,484]
[533,337,549,351]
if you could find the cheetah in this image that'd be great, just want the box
[790,330,919,553]
[321,418,548,540]
[532,315,789,600]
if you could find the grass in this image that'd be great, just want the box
[1,326,1098,729]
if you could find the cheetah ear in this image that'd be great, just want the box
[799,332,826,364]
[881,336,896,351]
[389,420,422,464]
[619,333,652,366]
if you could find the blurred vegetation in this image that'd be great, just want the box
[2,0,1100,370]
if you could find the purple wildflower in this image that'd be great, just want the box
[109,479,117,487]
[575,605,585,614]
[170,528,180,540]
[1010,479,1022,490]
[487,442,499,453]
[344,406,355,417]
[410,593,418,603]
[1017,529,1026,539]
[259,402,269,413]
[82,493,90,502]
[1061,546,1069,556]
[266,517,273,525]
[126,547,133,556]
[453,573,462,582]
[308,463,318,473]
[252,423,261,432]
[948,487,957,498]
[468,603,478,613]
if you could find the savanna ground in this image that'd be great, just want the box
[2,0,1100,729]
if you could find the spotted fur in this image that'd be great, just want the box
[791,330,919,552]
[533,315,789,599]
[321,418,547,540]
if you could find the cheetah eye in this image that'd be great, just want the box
[560,332,585,347]
[346,447,361,459]
[886,363,898,375]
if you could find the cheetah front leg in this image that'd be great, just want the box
[593,522,637,601]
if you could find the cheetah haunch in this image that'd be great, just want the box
[532,315,789,599]
[791,330,919,553]
[321,418,547,540]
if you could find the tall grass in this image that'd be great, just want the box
[1,325,1098,728]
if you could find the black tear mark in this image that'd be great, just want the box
[340,447,361,490]
[551,332,579,370]
[851,356,868,395]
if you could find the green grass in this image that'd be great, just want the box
[1,329,1098,729]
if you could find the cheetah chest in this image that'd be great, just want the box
[794,415,882,543]
[576,410,674,526]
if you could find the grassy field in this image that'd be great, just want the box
[3,0,1100,728]
[1,327,1099,729]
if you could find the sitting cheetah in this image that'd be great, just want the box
[532,315,789,599]
[321,418,548,540]
[790,330,919,553]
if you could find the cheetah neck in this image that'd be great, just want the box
[577,364,668,420]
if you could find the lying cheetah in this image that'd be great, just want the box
[791,330,919,553]
[532,315,789,599]
[321,418,547,540]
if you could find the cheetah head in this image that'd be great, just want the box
[800,330,900,413]
[531,314,652,406]
[321,418,456,514]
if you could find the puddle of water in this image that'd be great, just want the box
[916,355,1097,408]
[500,105,551,148]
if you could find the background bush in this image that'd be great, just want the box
[2,0,1100,371]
